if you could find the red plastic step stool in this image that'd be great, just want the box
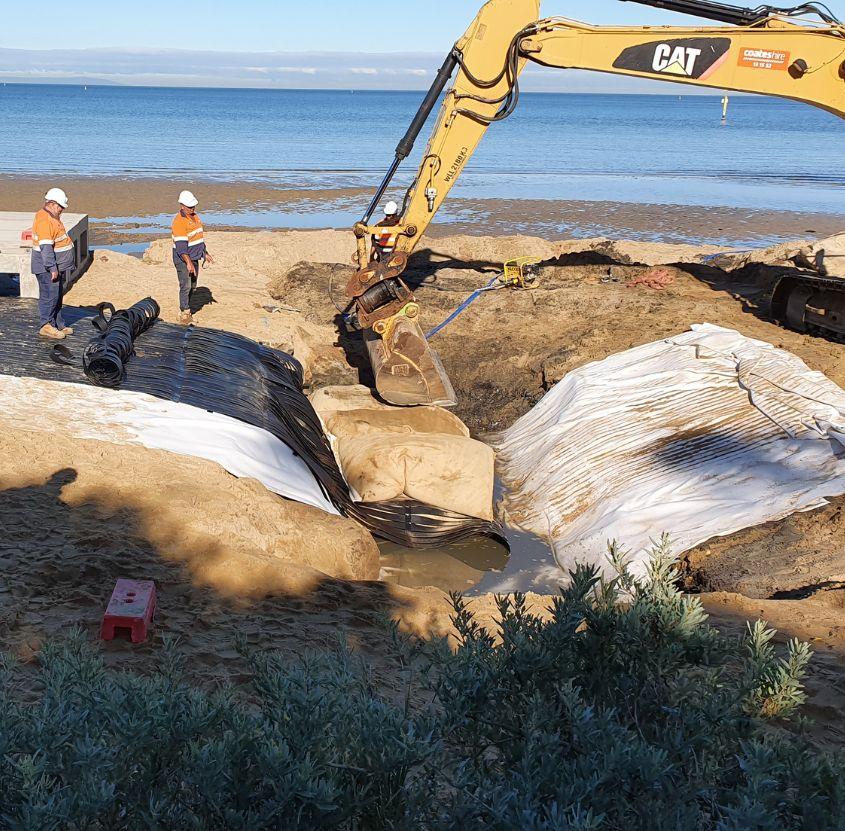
[100,579,156,643]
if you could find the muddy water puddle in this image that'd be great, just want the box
[378,521,555,596]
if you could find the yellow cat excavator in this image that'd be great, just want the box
[346,0,845,406]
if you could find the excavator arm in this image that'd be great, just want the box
[348,0,845,405]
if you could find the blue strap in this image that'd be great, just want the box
[426,276,500,339]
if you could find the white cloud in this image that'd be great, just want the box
[382,68,429,76]
[0,47,728,93]
[273,66,319,74]
[240,66,318,74]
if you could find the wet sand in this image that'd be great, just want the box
[0,174,364,219]
[1,173,842,249]
[442,198,844,247]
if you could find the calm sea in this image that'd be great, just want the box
[0,84,843,213]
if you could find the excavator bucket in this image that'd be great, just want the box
[364,317,457,407]
[346,252,457,407]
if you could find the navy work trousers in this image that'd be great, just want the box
[35,271,66,329]
[175,258,200,312]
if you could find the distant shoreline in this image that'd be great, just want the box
[0,81,741,96]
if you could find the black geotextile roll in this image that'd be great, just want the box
[2,298,504,549]
[83,298,160,387]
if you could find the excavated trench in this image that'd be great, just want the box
[22,232,841,604]
[679,496,845,602]
[274,242,845,603]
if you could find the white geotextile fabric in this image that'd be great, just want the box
[494,324,845,590]
[0,375,338,515]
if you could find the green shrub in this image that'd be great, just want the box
[0,536,842,830]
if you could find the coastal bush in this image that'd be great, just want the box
[0,536,842,830]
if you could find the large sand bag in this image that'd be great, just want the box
[325,407,469,440]
[313,385,468,437]
[797,232,845,276]
[494,323,845,591]
[337,433,494,521]
[311,384,394,417]
[312,385,493,520]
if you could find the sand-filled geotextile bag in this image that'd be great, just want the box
[0,298,502,548]
[494,323,845,590]
[316,393,495,521]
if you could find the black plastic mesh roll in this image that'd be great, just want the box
[83,298,160,387]
[2,298,504,549]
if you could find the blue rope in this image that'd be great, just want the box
[426,276,501,339]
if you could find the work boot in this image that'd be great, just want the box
[38,324,66,340]
[61,326,73,335]
[178,310,193,325]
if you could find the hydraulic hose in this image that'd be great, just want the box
[395,51,460,161]
[361,50,459,225]
[83,297,160,387]
[620,0,769,24]
[621,0,841,24]
[426,277,501,339]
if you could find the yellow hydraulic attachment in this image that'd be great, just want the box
[503,257,541,288]
[348,0,845,406]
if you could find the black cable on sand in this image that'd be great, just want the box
[83,298,160,387]
[3,298,504,549]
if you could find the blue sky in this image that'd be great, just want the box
[1,0,842,90]
[2,1,717,52]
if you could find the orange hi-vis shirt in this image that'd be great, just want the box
[30,208,75,274]
[171,211,206,266]
[371,217,399,260]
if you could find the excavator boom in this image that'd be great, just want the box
[348,0,845,406]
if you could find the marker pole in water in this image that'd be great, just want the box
[721,94,729,124]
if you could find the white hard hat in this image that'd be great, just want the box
[384,200,399,216]
[44,187,68,208]
[178,190,199,207]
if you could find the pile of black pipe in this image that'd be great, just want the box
[83,298,160,387]
[5,298,502,549]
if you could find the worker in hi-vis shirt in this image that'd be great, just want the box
[30,187,75,339]
[171,190,214,324]
[370,200,401,262]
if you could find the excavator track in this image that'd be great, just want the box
[771,271,845,343]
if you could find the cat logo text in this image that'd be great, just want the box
[652,43,701,76]
[612,38,731,81]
